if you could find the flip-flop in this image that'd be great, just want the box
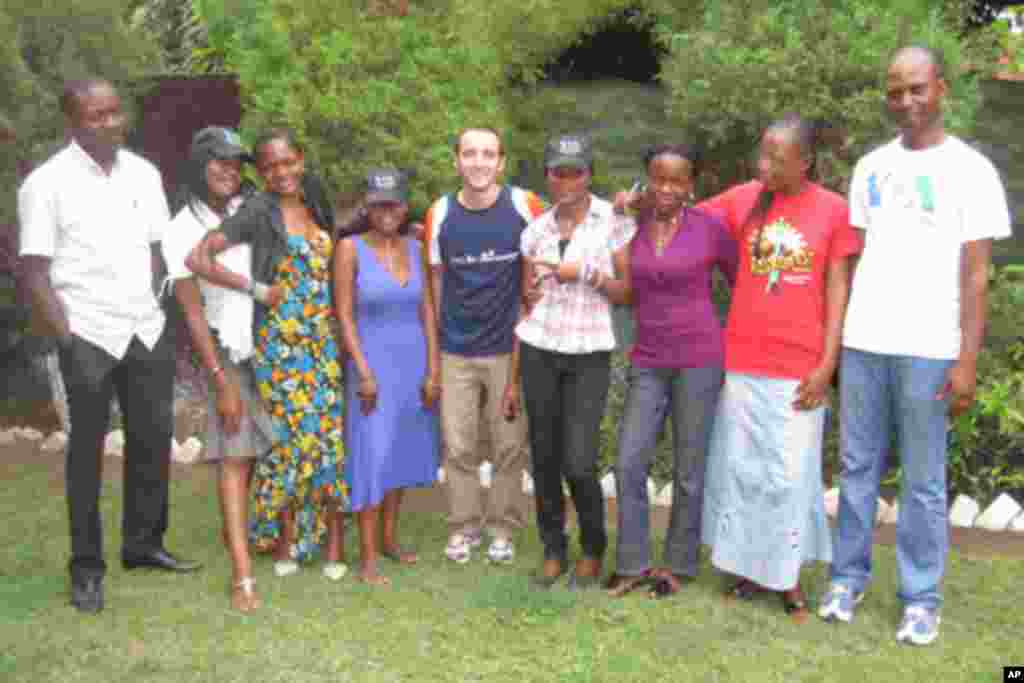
[381,546,419,564]
[782,589,809,623]
[648,570,685,599]
[606,570,656,598]
[726,578,766,601]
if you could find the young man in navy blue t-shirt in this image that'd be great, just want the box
[425,127,545,564]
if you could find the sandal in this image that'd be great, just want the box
[606,570,656,598]
[357,561,391,586]
[532,558,567,589]
[726,578,766,601]
[782,588,809,623]
[231,577,261,612]
[381,546,419,565]
[648,569,685,599]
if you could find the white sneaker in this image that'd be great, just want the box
[273,559,299,577]
[896,605,941,646]
[445,534,473,564]
[322,562,348,581]
[818,583,865,623]
[487,537,514,564]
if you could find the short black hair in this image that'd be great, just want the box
[253,127,304,162]
[890,44,946,80]
[643,143,701,177]
[60,78,113,118]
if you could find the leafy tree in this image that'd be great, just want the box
[196,0,506,213]
[659,0,1000,192]
[0,0,159,225]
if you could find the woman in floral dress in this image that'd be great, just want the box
[187,129,348,579]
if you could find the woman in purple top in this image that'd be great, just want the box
[607,144,738,597]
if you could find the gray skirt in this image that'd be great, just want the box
[701,372,831,590]
[203,357,274,463]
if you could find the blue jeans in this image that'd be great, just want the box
[831,348,953,609]
[614,365,722,577]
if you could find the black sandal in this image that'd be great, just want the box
[649,570,686,599]
[726,578,765,601]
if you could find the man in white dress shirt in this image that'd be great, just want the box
[19,79,200,614]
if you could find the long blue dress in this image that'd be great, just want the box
[345,236,439,511]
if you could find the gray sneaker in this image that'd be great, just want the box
[896,605,941,646]
[486,537,515,564]
[818,582,864,623]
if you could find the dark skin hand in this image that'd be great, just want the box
[185,230,285,307]
[937,238,991,417]
[175,276,244,434]
[792,249,853,411]
[20,255,71,345]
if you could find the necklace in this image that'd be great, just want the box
[651,213,681,257]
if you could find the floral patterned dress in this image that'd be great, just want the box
[250,228,347,561]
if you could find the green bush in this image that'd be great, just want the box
[0,0,159,225]
[196,0,508,214]
[659,0,999,192]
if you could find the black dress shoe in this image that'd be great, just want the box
[70,574,104,614]
[122,548,202,573]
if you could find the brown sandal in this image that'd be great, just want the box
[782,588,809,623]
[606,570,656,598]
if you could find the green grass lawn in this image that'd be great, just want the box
[0,457,1018,683]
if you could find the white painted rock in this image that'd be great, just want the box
[104,430,125,457]
[171,438,199,464]
[600,472,616,499]
[879,501,899,526]
[521,470,534,495]
[949,494,981,528]
[655,483,673,507]
[1009,512,1024,534]
[20,428,43,442]
[479,461,492,489]
[823,487,839,519]
[40,431,68,455]
[875,498,892,526]
[437,466,446,484]
[181,436,203,464]
[974,493,1023,532]
[0,429,16,447]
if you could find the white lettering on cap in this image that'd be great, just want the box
[374,174,397,190]
[559,138,583,155]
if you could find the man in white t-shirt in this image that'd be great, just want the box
[819,47,1012,645]
[18,79,200,615]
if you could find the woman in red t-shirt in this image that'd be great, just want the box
[697,115,862,621]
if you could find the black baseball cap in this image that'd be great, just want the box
[544,133,593,170]
[191,126,252,163]
[365,167,408,204]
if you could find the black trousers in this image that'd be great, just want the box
[57,329,175,577]
[520,342,611,561]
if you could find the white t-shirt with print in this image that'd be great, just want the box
[842,136,1012,359]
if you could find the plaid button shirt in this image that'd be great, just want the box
[516,195,635,354]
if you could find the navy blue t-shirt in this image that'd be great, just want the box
[428,186,541,356]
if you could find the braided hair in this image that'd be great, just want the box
[742,114,822,243]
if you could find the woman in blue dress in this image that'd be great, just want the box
[335,168,440,585]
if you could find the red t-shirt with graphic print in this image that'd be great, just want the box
[698,180,862,380]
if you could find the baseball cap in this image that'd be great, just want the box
[191,126,252,163]
[544,133,593,170]
[365,167,408,204]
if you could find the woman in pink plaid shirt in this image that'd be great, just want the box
[517,133,635,589]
